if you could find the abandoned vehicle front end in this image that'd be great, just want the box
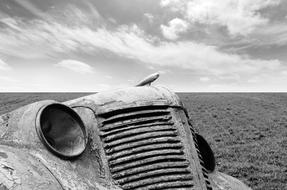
[0,80,252,190]
[67,86,212,190]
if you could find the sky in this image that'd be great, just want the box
[0,0,287,92]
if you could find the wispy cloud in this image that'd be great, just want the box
[0,17,283,79]
[14,0,52,20]
[251,23,287,46]
[199,77,210,82]
[144,13,154,23]
[0,1,286,91]
[55,60,94,74]
[0,76,17,82]
[0,59,11,71]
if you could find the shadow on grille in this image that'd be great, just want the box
[99,106,194,190]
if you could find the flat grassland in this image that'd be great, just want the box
[0,93,286,190]
[178,93,287,190]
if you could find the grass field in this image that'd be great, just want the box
[0,93,286,190]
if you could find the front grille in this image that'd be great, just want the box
[99,105,194,190]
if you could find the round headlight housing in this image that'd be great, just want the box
[36,103,87,158]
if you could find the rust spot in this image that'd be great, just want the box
[0,152,8,159]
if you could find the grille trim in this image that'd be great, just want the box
[100,115,172,132]
[112,161,190,179]
[104,130,178,149]
[116,168,192,184]
[103,125,177,142]
[105,137,181,154]
[102,109,171,124]
[99,105,195,190]
[121,174,194,190]
[132,181,194,190]
[100,121,174,137]
[109,149,184,167]
[110,155,188,173]
[107,143,183,161]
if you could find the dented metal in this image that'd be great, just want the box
[0,82,252,189]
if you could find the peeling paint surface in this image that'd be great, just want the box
[0,145,63,190]
[0,144,121,190]
[0,160,21,189]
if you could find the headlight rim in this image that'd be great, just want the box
[35,103,88,159]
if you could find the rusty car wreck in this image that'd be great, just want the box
[0,73,252,190]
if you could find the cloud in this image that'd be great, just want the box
[0,76,17,82]
[161,0,280,36]
[160,0,186,12]
[251,23,287,46]
[14,0,52,20]
[0,59,11,71]
[0,18,22,31]
[161,18,189,40]
[199,77,210,82]
[56,60,94,74]
[0,17,283,82]
[144,13,154,23]
[0,0,285,92]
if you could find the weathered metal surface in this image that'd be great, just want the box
[0,100,56,147]
[0,84,252,190]
[135,72,160,86]
[65,86,182,114]
[0,145,61,190]
[0,100,121,189]
[209,172,252,190]
[98,105,194,190]
[66,86,210,190]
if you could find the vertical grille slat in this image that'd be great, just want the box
[99,105,194,190]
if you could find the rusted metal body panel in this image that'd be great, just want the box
[0,145,62,190]
[0,85,252,190]
[209,172,252,190]
[66,86,183,113]
[0,100,120,190]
